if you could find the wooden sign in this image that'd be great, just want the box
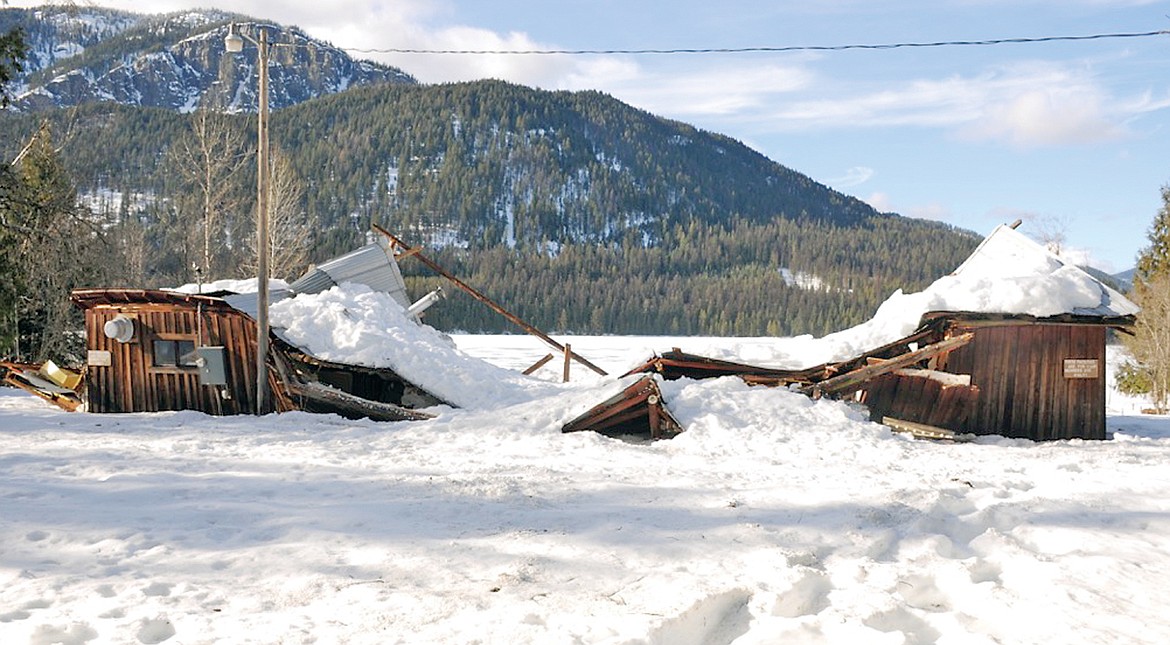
[87,350,112,367]
[1063,359,1099,379]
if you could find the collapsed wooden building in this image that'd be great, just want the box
[15,221,1141,445]
[69,236,446,421]
[565,224,1139,442]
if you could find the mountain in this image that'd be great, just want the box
[0,7,982,336]
[0,6,414,113]
[1111,268,1135,292]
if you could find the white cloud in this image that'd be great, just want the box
[747,60,1146,148]
[827,166,874,188]
[17,0,1165,152]
[960,85,1124,147]
[906,202,954,222]
[583,62,815,117]
[865,192,894,212]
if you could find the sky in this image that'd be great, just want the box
[10,0,1170,272]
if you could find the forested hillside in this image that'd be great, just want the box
[0,77,980,336]
[0,7,414,112]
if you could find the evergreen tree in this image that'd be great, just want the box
[0,23,23,108]
[1122,184,1170,412]
[1135,185,1170,284]
[2,126,115,361]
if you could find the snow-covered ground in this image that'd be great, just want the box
[4,226,1167,644]
[2,335,1168,645]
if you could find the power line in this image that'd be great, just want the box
[344,30,1169,56]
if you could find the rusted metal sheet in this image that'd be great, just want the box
[562,375,682,440]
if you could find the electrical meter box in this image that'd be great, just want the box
[196,346,228,385]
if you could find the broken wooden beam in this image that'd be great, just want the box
[1,361,84,412]
[523,353,555,375]
[284,379,435,422]
[882,416,972,442]
[801,332,974,398]
[372,223,608,377]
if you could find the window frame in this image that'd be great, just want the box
[149,334,199,372]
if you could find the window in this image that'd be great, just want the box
[152,339,198,368]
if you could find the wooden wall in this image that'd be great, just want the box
[860,372,979,431]
[84,304,268,414]
[938,323,1106,440]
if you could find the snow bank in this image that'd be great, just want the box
[2,361,1168,644]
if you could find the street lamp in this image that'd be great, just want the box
[225,23,271,415]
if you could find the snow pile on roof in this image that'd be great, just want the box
[268,283,564,410]
[169,277,290,295]
[672,225,1140,370]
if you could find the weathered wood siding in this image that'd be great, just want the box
[84,304,265,414]
[859,372,980,431]
[938,323,1106,440]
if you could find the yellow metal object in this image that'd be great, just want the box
[39,360,82,390]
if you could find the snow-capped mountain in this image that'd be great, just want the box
[1,6,415,113]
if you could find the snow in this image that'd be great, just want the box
[267,284,565,409]
[2,338,1168,644]
[779,267,829,292]
[170,278,290,296]
[4,225,1162,643]
[664,225,1140,370]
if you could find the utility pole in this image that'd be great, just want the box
[226,24,271,414]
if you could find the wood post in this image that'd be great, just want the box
[523,353,555,375]
[563,343,572,382]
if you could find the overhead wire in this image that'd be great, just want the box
[342,30,1170,56]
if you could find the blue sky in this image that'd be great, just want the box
[14,0,1170,271]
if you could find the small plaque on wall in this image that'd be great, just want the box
[87,349,112,367]
[1063,358,1099,379]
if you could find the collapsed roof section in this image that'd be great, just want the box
[598,224,1140,442]
[289,236,413,311]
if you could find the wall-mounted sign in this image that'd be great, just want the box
[87,349,112,367]
[1063,358,1099,379]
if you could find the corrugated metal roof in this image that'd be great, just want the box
[289,236,412,310]
[221,289,294,321]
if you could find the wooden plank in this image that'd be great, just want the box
[1052,325,1072,438]
[1010,326,1036,438]
[800,333,974,398]
[284,380,435,422]
[882,416,971,442]
[522,353,555,375]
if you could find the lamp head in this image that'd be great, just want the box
[224,24,244,53]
